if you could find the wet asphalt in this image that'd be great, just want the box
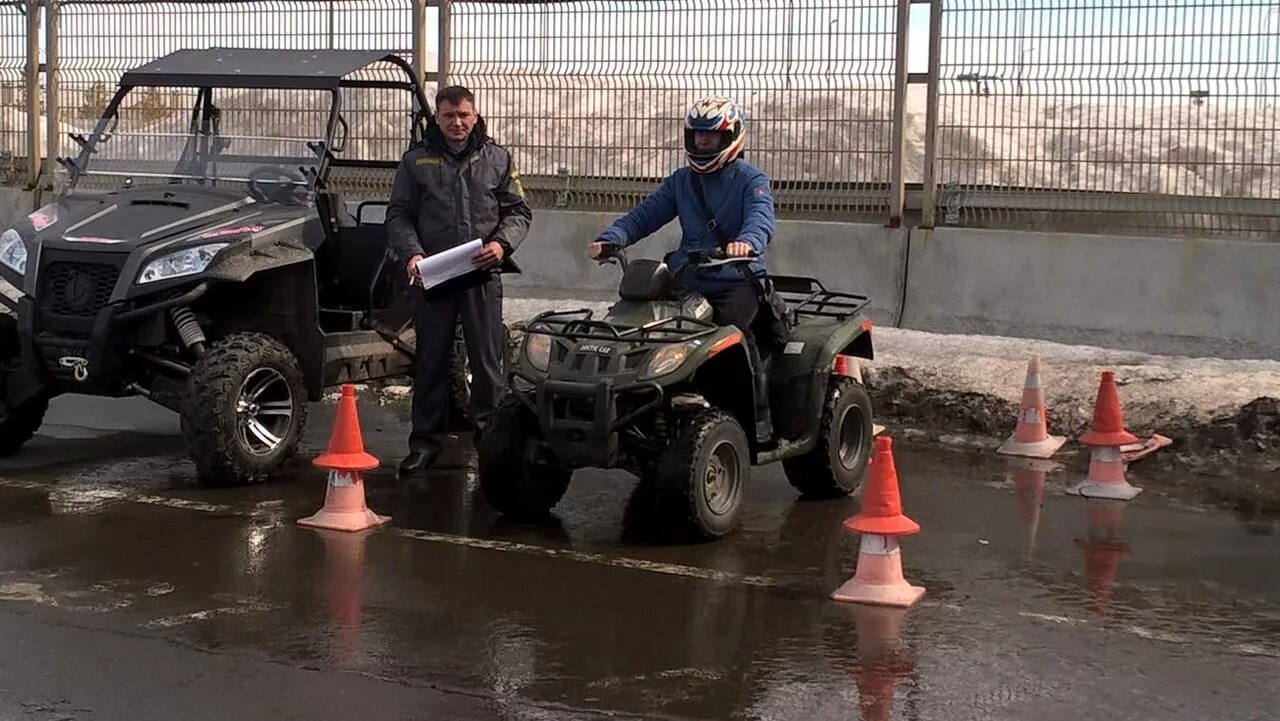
[1,394,1278,721]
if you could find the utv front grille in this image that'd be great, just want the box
[39,262,120,317]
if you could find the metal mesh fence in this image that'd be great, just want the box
[451,0,901,219]
[52,0,417,198]
[0,1,28,183]
[933,0,1280,240]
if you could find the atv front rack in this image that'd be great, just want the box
[770,275,870,321]
[519,308,720,345]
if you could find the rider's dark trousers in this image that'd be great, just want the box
[701,281,773,436]
[409,271,505,454]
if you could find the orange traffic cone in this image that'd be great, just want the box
[832,436,926,608]
[1079,371,1140,447]
[1007,456,1057,558]
[298,384,390,532]
[1074,499,1131,615]
[997,354,1066,459]
[321,531,368,667]
[1067,445,1143,500]
[846,605,916,721]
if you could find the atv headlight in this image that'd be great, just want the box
[138,242,229,284]
[525,323,553,371]
[638,343,690,381]
[0,228,27,275]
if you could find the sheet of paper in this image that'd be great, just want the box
[415,238,484,290]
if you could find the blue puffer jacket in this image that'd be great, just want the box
[597,159,776,291]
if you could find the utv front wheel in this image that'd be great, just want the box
[783,376,873,499]
[477,395,571,519]
[0,317,47,457]
[654,408,749,541]
[181,333,308,486]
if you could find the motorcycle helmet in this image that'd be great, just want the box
[684,96,746,173]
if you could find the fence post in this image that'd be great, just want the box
[887,0,911,227]
[436,0,451,89]
[412,0,427,85]
[43,0,59,193]
[920,0,942,229]
[24,0,40,189]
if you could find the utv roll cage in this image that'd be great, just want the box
[57,47,434,192]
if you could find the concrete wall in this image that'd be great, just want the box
[509,209,1280,361]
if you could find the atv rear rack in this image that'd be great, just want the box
[770,275,870,321]
[520,308,720,345]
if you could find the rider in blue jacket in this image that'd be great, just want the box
[588,97,778,443]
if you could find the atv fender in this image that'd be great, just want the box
[767,319,874,445]
[200,247,325,402]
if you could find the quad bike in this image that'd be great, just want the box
[0,48,488,485]
[477,245,877,540]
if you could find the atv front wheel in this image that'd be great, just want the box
[181,333,308,486]
[654,408,750,540]
[477,395,571,519]
[782,376,873,498]
[0,316,47,457]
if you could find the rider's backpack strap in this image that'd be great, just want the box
[689,172,731,248]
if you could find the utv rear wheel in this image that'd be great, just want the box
[478,395,571,519]
[0,317,47,457]
[783,376,873,499]
[181,333,308,486]
[654,408,749,541]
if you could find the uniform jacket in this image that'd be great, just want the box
[386,117,531,274]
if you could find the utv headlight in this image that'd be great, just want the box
[138,242,229,284]
[0,228,27,275]
[525,324,553,371]
[638,343,690,381]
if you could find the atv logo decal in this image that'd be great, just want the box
[199,224,265,240]
[58,356,89,382]
[578,344,614,355]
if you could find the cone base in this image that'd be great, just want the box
[847,514,920,536]
[313,452,381,473]
[1065,480,1143,501]
[996,433,1066,459]
[1120,434,1172,463]
[832,577,926,608]
[297,509,391,533]
[1080,429,1141,447]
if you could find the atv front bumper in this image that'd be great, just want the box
[513,370,664,468]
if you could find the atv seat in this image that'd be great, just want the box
[618,259,675,302]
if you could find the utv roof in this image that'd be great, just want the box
[119,48,413,90]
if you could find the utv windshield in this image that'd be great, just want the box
[66,85,335,199]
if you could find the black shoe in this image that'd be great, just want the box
[399,449,438,475]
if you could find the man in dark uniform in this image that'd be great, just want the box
[387,85,532,474]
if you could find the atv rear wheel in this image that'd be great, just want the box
[181,332,308,486]
[0,316,47,457]
[654,408,749,541]
[477,395,572,519]
[783,376,873,499]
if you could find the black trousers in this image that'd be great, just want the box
[410,272,505,453]
[701,282,772,423]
